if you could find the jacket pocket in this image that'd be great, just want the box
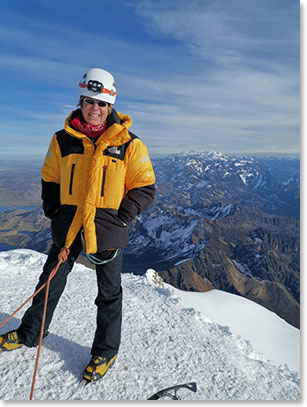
[101,166,107,197]
[95,208,129,250]
[69,163,75,195]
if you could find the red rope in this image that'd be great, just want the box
[29,247,70,400]
[0,247,70,400]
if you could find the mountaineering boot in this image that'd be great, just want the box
[0,330,24,352]
[82,355,117,383]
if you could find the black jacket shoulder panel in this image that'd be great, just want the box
[128,130,138,140]
[121,131,139,157]
[56,130,84,157]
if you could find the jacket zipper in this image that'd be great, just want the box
[69,163,75,195]
[101,166,107,197]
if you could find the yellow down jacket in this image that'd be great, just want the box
[41,109,155,254]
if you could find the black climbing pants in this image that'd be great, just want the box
[17,234,123,358]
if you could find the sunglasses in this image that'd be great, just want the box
[84,98,109,107]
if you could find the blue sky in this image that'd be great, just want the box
[0,0,300,159]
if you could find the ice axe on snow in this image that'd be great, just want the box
[148,382,197,400]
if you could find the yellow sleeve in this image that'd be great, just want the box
[125,138,155,191]
[41,134,61,184]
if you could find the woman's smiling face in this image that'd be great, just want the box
[81,97,109,125]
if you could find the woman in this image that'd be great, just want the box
[0,68,156,383]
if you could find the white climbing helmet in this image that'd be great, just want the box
[78,68,117,104]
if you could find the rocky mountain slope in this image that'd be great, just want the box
[127,152,300,328]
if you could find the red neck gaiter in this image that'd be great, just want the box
[70,113,107,138]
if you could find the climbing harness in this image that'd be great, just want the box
[80,230,121,265]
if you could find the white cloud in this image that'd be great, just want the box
[125,0,299,70]
[116,63,299,156]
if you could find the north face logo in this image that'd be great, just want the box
[104,145,124,160]
[107,146,121,155]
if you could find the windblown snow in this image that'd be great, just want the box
[0,250,300,401]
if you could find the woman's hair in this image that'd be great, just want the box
[78,96,113,115]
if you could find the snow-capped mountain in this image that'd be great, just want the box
[0,250,300,401]
[152,151,299,219]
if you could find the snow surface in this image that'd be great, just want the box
[0,250,300,401]
[163,279,300,372]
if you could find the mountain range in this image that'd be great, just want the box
[0,152,300,328]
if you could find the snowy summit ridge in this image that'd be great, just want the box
[0,249,300,401]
